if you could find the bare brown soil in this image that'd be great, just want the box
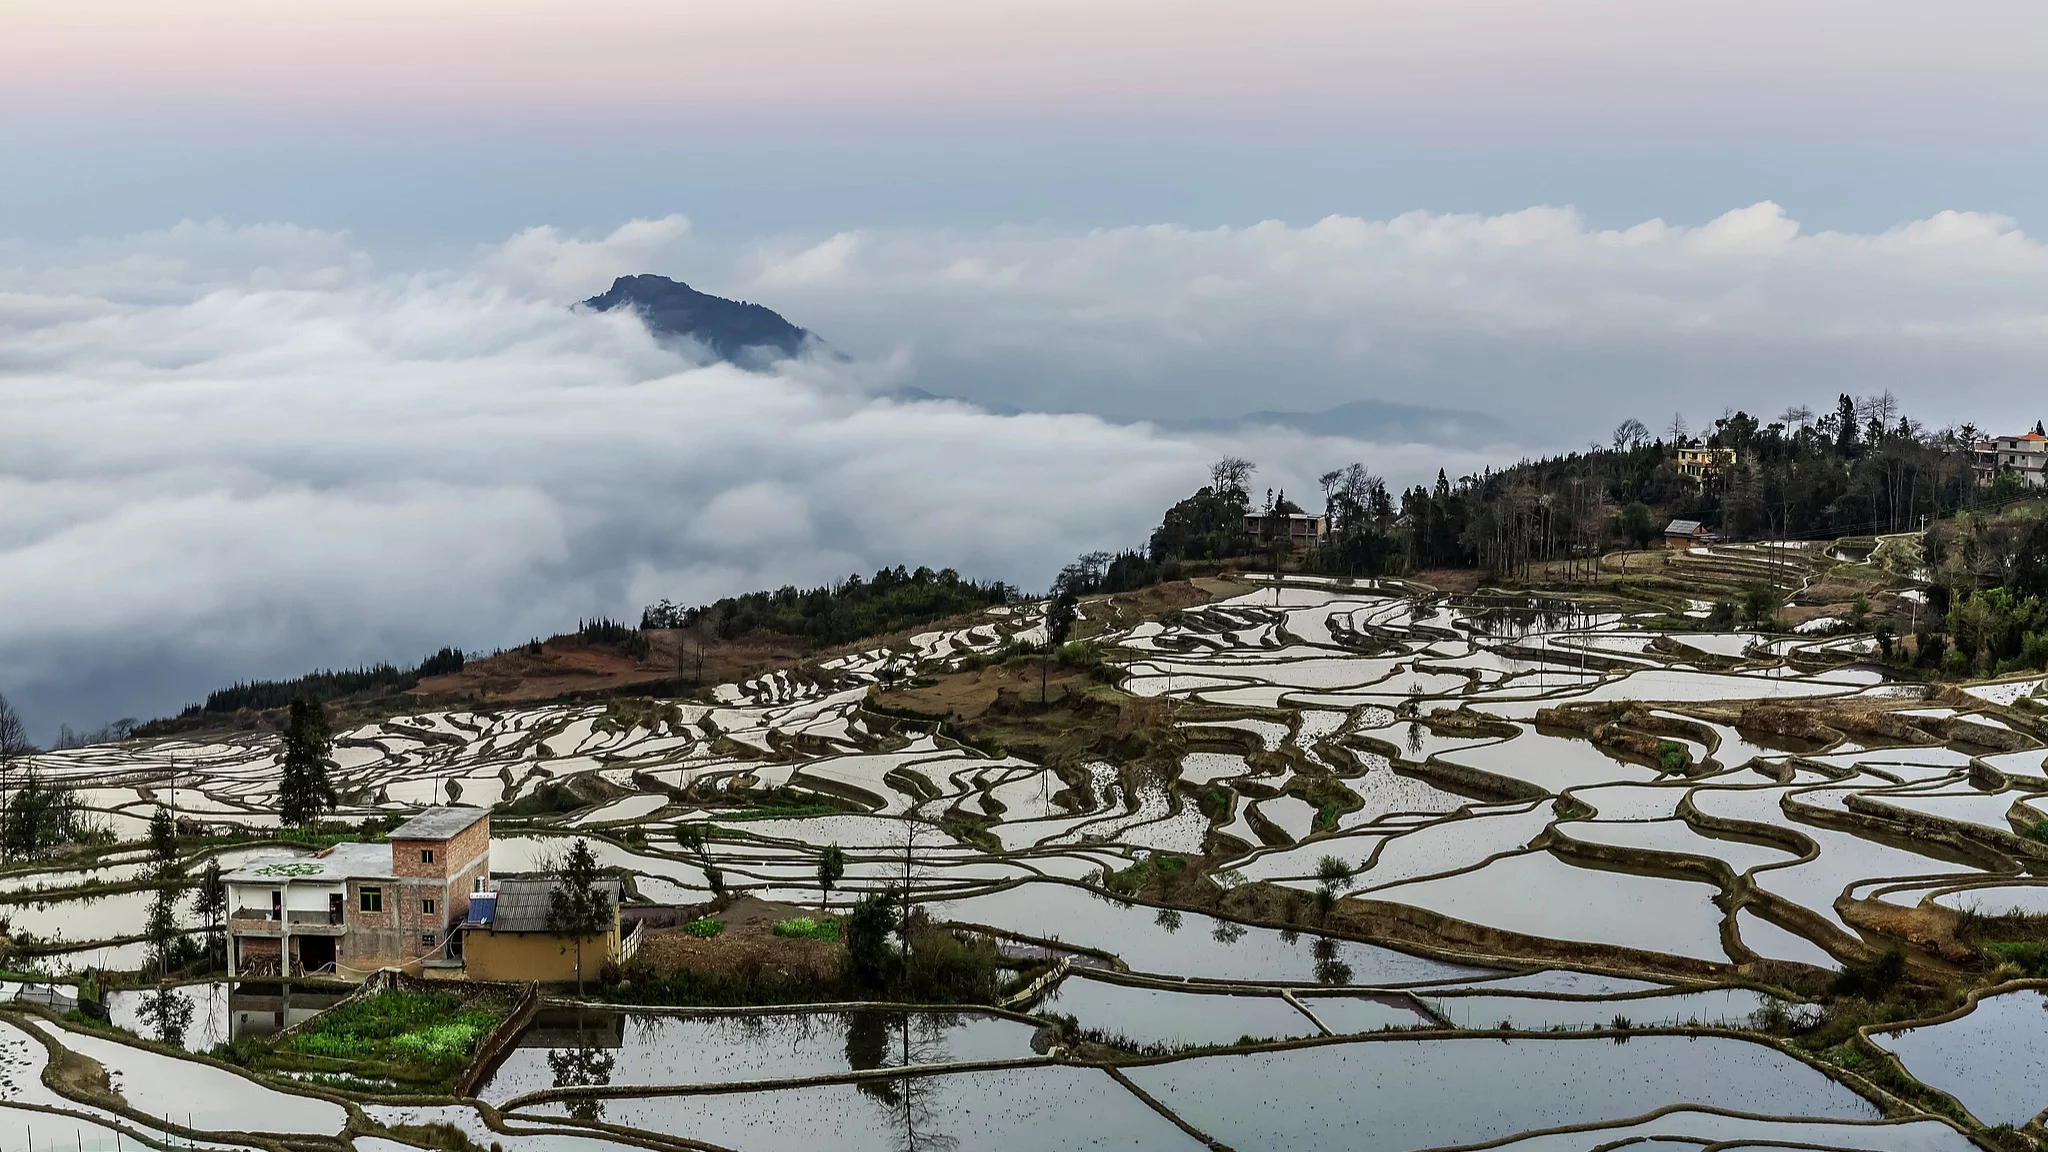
[1078,580,1221,633]
[875,661,1101,722]
[1738,702,1936,747]
[45,1043,113,1106]
[415,632,809,704]
[636,897,845,980]
[418,594,1055,707]
[1406,568,1486,593]
[1840,896,1973,963]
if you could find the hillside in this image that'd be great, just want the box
[582,274,814,364]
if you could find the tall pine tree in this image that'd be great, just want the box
[277,697,336,827]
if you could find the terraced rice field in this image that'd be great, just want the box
[5,574,2046,1150]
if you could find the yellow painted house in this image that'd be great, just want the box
[462,878,623,983]
[1674,446,1737,482]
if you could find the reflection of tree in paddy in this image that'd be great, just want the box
[1461,599,1609,641]
[1312,936,1354,986]
[1211,920,1245,945]
[546,1010,616,1123]
[847,1010,963,1152]
[137,986,193,1048]
[1154,908,1182,933]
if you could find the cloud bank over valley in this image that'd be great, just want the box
[4,202,2046,736]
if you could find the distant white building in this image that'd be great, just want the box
[1245,513,1329,549]
[1973,431,2048,489]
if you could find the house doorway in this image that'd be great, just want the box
[297,935,337,976]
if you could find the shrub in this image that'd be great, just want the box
[1314,854,1356,888]
[846,892,901,990]
[683,918,725,938]
[902,926,999,1003]
[1983,941,2048,975]
[1657,740,1689,773]
[771,917,841,941]
[1832,949,1907,998]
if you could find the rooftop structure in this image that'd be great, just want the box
[389,808,492,842]
[473,877,623,933]
[1663,519,1719,550]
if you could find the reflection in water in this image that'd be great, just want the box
[1211,921,1245,945]
[137,986,194,1048]
[545,1010,617,1123]
[1312,936,1354,986]
[1154,908,1182,933]
[228,984,349,1043]
[846,1011,962,1152]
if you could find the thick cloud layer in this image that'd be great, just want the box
[721,203,2048,426]
[6,203,2047,738]
[0,219,1504,739]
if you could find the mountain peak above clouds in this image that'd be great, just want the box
[581,274,816,367]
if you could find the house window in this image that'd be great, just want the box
[420,849,436,865]
[423,898,437,915]
[420,931,437,948]
[359,888,383,913]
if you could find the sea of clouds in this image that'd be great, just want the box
[4,202,2045,737]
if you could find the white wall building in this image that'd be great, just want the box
[1973,431,2048,489]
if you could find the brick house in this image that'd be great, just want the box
[225,807,490,979]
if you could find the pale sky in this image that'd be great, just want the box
[6,0,2048,242]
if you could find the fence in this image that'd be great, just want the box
[451,981,541,1098]
[4,1124,144,1152]
[1,982,77,1013]
[612,919,646,966]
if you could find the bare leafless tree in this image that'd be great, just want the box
[1209,456,1255,501]
[1611,418,1649,453]
[0,693,29,860]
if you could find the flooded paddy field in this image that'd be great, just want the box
[1876,991,2048,1127]
[3,573,2043,1149]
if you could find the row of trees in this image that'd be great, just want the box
[1129,395,2040,582]
[642,566,1017,649]
[180,646,467,718]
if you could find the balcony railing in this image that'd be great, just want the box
[230,908,344,926]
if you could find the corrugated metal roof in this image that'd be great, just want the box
[1664,519,1703,536]
[389,806,489,842]
[487,877,619,933]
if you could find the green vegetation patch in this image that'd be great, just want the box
[683,918,726,938]
[1102,852,1188,897]
[771,916,841,941]
[252,988,507,1089]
